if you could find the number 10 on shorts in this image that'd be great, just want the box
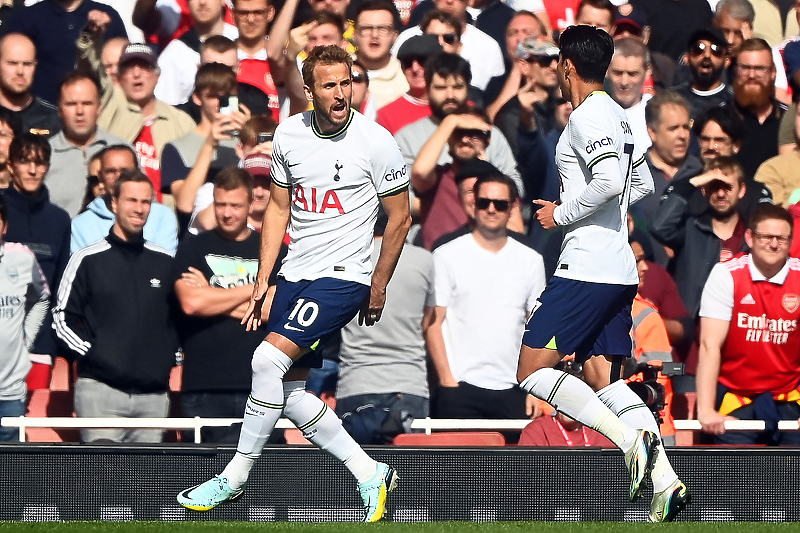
[288,298,320,328]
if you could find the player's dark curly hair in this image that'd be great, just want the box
[559,24,614,84]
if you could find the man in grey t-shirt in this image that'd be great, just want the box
[335,211,435,445]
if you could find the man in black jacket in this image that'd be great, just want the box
[0,133,70,391]
[651,156,748,320]
[53,169,178,443]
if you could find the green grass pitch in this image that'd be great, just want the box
[1,523,799,533]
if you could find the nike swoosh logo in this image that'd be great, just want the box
[284,323,304,332]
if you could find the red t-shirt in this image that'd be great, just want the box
[419,164,468,250]
[135,122,162,202]
[377,94,431,136]
[720,218,747,262]
[519,414,614,447]
[238,57,281,122]
[720,256,800,396]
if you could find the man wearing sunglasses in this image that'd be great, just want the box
[671,28,733,121]
[412,103,523,249]
[377,34,442,135]
[494,38,561,158]
[392,0,504,91]
[395,53,523,215]
[428,173,545,428]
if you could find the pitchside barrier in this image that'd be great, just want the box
[3,416,799,442]
[0,442,798,522]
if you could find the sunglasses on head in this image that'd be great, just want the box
[528,54,558,67]
[351,72,367,84]
[476,197,510,212]
[689,41,725,58]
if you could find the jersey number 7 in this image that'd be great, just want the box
[619,142,634,207]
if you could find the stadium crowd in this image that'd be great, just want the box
[1,0,800,448]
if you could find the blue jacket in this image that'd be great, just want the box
[0,185,70,357]
[71,196,179,256]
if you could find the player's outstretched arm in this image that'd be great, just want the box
[696,316,734,435]
[242,183,291,331]
[360,190,411,326]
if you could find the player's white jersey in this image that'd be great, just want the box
[270,109,409,285]
[552,91,653,285]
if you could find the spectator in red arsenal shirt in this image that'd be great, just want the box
[377,34,441,135]
[697,204,800,445]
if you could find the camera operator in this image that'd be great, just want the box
[697,204,800,445]
[625,235,680,445]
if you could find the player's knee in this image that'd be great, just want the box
[251,342,291,377]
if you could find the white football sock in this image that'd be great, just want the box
[222,341,292,489]
[282,381,377,483]
[520,368,638,452]
[597,380,678,493]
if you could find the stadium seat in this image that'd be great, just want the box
[24,357,77,442]
[393,432,506,446]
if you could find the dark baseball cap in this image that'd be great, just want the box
[614,3,648,36]
[397,34,442,62]
[118,43,158,70]
[687,27,728,49]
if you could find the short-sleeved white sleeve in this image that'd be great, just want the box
[699,262,735,321]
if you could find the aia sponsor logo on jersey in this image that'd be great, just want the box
[293,184,345,214]
[783,293,800,313]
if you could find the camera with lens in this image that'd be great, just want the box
[625,361,684,425]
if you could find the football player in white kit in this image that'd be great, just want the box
[517,25,689,522]
[177,45,412,522]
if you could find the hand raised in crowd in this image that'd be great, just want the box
[517,77,550,113]
[689,168,734,190]
[85,9,112,36]
[209,102,252,144]
[740,21,753,41]
[443,112,493,134]
[287,22,317,60]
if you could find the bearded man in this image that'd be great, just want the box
[731,38,787,179]
[671,28,733,121]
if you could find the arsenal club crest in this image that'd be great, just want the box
[783,294,799,313]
